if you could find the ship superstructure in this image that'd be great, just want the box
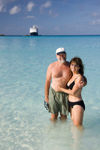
[29,25,38,36]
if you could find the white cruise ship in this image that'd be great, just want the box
[29,25,38,36]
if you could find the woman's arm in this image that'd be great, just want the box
[57,76,83,96]
[59,86,79,95]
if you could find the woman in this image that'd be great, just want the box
[56,57,87,127]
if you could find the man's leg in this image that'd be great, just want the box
[50,113,58,121]
[60,114,67,120]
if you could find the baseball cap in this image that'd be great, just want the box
[56,47,66,55]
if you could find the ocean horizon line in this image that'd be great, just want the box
[1,34,100,37]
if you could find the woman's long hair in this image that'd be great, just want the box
[70,57,84,75]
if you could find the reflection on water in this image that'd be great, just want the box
[71,124,84,150]
[42,119,85,150]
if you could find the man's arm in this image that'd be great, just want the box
[45,64,52,103]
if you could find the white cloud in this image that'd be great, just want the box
[92,12,100,17]
[91,12,100,25]
[0,0,6,12]
[26,15,35,19]
[0,3,4,12]
[27,2,35,12]
[92,12,99,17]
[9,6,20,15]
[49,10,52,15]
[42,1,51,8]
[40,1,51,11]
[0,0,16,12]
[49,10,58,17]
[91,19,100,25]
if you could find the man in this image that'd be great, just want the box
[44,48,72,121]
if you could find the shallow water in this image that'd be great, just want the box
[0,35,100,150]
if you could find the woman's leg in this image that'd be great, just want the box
[70,107,73,120]
[71,105,84,127]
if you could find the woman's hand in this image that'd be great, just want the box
[55,86,62,92]
[78,76,87,88]
[78,80,85,88]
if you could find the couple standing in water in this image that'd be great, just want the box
[44,47,87,127]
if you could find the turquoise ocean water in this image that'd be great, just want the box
[0,35,100,150]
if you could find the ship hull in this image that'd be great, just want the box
[30,32,38,36]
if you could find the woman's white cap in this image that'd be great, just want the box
[56,47,66,55]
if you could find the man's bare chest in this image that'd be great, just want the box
[52,66,68,78]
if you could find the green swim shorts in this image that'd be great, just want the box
[48,88,68,115]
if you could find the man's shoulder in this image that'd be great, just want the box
[66,61,70,64]
[49,61,57,67]
[64,61,70,67]
[47,61,57,70]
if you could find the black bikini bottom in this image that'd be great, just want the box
[68,100,85,110]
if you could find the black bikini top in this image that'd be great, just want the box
[66,76,80,90]
[66,80,75,90]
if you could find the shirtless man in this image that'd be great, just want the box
[44,48,72,121]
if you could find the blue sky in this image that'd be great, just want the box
[0,0,100,35]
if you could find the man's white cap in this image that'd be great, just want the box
[56,47,66,55]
